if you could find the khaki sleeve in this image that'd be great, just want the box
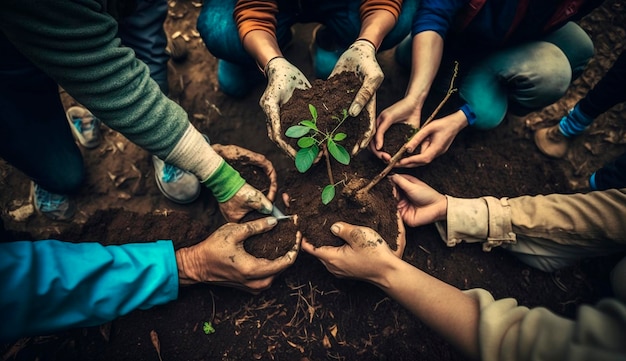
[464,287,626,361]
[234,0,279,41]
[359,0,403,21]
[508,189,626,246]
[435,196,516,251]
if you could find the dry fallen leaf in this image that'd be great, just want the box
[150,330,163,361]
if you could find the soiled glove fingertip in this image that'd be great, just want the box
[349,103,362,117]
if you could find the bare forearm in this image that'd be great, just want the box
[376,260,480,359]
[242,30,283,71]
[359,11,397,49]
[406,31,444,103]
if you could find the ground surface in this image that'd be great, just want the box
[1,1,626,360]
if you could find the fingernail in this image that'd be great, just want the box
[267,217,277,225]
[349,104,361,117]
[330,224,341,234]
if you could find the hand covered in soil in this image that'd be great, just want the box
[175,217,301,293]
[393,111,467,168]
[260,57,312,158]
[301,220,405,284]
[330,39,382,155]
[212,143,277,204]
[370,96,423,161]
[390,174,447,227]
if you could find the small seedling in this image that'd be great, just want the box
[203,321,216,335]
[285,103,350,204]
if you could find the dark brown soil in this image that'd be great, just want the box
[279,71,398,250]
[280,71,370,155]
[1,1,626,360]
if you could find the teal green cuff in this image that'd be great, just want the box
[201,161,246,202]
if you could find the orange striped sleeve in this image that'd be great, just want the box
[234,0,279,41]
[360,0,403,21]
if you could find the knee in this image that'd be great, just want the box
[46,163,85,194]
[472,110,505,130]
[197,3,235,53]
[37,153,85,194]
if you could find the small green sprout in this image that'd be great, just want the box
[285,103,351,204]
[203,321,216,335]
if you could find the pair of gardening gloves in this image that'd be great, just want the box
[260,39,383,159]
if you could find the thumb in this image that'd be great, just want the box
[330,222,356,246]
[233,217,278,241]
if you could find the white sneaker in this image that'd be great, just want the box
[66,106,102,149]
[152,156,201,204]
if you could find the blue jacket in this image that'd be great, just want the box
[0,240,178,341]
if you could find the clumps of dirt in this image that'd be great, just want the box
[280,71,370,154]
[380,123,418,156]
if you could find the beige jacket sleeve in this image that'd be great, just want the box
[463,281,626,361]
[436,188,626,251]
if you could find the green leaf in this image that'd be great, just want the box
[300,120,317,130]
[295,144,318,173]
[297,136,316,148]
[203,321,216,335]
[308,104,318,121]
[321,185,335,205]
[333,132,347,141]
[327,140,350,165]
[285,125,311,138]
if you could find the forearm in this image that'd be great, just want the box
[0,240,178,341]
[0,0,190,160]
[358,8,398,50]
[405,31,444,105]
[376,260,480,359]
[242,30,283,71]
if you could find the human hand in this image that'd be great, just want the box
[330,39,383,155]
[393,111,468,168]
[176,217,301,293]
[370,98,423,162]
[211,144,277,223]
[389,174,447,227]
[301,219,405,285]
[260,57,312,158]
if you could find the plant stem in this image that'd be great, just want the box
[359,62,459,195]
[323,144,335,186]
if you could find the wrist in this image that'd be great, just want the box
[175,247,197,285]
[373,257,409,290]
[260,55,285,77]
[202,161,246,202]
[437,196,448,222]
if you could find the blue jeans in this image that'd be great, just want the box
[0,35,85,194]
[459,22,594,130]
[197,0,417,69]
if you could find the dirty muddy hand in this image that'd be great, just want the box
[330,39,382,155]
[301,221,405,285]
[219,183,274,223]
[176,217,301,294]
[260,57,312,158]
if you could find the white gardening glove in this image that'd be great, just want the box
[329,39,383,155]
[260,57,312,158]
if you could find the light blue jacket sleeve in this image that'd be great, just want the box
[0,240,179,341]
